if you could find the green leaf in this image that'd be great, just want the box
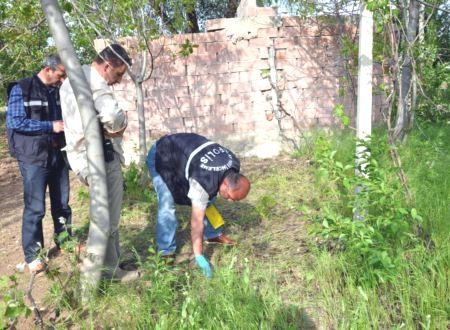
[260,68,270,79]
[0,276,8,290]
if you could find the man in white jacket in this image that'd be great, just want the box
[60,44,138,282]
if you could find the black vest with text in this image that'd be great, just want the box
[155,133,240,205]
[7,75,65,167]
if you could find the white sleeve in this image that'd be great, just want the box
[187,178,210,210]
[93,88,127,133]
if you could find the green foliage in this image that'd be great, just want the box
[0,1,51,104]
[332,104,350,127]
[178,39,199,57]
[123,162,153,204]
[76,184,89,202]
[260,68,270,79]
[312,133,422,284]
[415,21,450,122]
[0,275,31,328]
[303,126,449,327]
[255,194,277,220]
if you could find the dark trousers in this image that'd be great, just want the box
[18,151,72,263]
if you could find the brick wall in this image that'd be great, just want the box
[111,16,385,162]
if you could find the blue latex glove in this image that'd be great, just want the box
[194,255,213,278]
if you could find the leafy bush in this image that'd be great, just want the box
[312,133,422,284]
[123,162,153,204]
[0,275,31,328]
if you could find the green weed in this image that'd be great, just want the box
[304,125,449,328]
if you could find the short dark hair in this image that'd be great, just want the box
[94,44,132,67]
[225,171,245,190]
[42,54,63,70]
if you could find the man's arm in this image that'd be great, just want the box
[191,206,213,278]
[93,89,127,135]
[191,206,206,256]
[6,85,56,133]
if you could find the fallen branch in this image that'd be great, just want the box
[26,273,43,328]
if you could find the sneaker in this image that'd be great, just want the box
[28,259,46,274]
[205,234,236,245]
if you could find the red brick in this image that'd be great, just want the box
[207,42,227,53]
[322,65,345,76]
[239,70,266,82]
[282,17,303,27]
[177,95,219,107]
[213,30,228,41]
[278,27,301,38]
[299,26,321,37]
[217,95,242,107]
[190,84,217,97]
[193,32,216,43]
[258,47,269,59]
[230,82,252,94]
[154,76,189,88]
[185,53,217,64]
[153,63,187,77]
[251,79,272,91]
[274,38,297,48]
[229,60,270,72]
[149,128,170,138]
[248,37,273,48]
[217,83,231,94]
[205,18,227,32]
[170,34,194,45]
[164,117,184,130]
[257,27,279,38]
[187,62,229,75]
[219,49,242,62]
[235,121,256,132]
[149,87,190,98]
[213,124,236,135]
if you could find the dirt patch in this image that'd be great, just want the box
[0,122,83,327]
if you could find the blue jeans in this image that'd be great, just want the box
[19,150,72,263]
[146,144,222,256]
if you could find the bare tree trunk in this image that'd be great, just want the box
[40,0,110,299]
[133,51,148,167]
[136,80,146,165]
[394,0,420,141]
[225,0,240,18]
[409,2,425,130]
[186,9,200,33]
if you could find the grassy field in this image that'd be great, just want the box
[2,120,449,328]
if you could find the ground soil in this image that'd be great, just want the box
[0,121,316,328]
[0,123,82,328]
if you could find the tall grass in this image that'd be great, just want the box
[306,124,449,328]
[28,124,448,328]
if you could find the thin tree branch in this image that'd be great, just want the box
[416,0,450,14]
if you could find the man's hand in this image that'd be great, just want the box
[52,120,64,133]
[194,255,213,278]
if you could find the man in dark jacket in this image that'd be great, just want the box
[146,133,250,277]
[6,54,71,273]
